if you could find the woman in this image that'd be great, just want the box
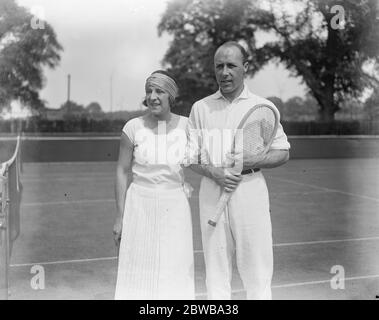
[113,70,195,300]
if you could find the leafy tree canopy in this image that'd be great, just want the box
[60,100,85,119]
[86,102,103,114]
[159,0,379,119]
[364,88,379,119]
[283,94,319,120]
[0,0,62,112]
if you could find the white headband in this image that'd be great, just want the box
[146,72,179,99]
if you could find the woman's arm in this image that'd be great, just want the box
[113,132,134,247]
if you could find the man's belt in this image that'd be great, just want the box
[241,168,260,175]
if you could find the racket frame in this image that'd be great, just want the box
[207,103,279,227]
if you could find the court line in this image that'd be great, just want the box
[19,136,119,141]
[20,190,329,207]
[21,161,115,166]
[9,253,379,293]
[22,199,114,207]
[194,274,379,297]
[288,135,379,139]
[192,236,379,253]
[273,236,379,247]
[11,256,379,290]
[10,256,117,268]
[269,177,379,203]
[22,173,113,178]
[271,274,379,289]
[21,177,114,183]
[271,190,329,196]
[13,236,378,266]
[2,135,377,142]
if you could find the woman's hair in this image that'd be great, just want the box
[142,70,178,108]
[152,70,177,83]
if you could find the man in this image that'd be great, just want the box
[187,41,290,300]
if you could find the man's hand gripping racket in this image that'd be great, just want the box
[208,104,279,227]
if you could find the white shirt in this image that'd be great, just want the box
[186,85,290,167]
[123,116,188,187]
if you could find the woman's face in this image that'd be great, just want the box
[145,84,171,117]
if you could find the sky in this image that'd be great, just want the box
[16,0,306,113]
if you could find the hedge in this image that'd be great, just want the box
[1,118,379,135]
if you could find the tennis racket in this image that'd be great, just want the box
[207,103,279,227]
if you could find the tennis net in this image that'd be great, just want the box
[0,135,22,300]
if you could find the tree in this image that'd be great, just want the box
[60,100,85,119]
[266,96,284,117]
[364,88,379,119]
[0,0,62,112]
[284,94,319,120]
[85,102,105,120]
[158,0,254,115]
[159,0,379,120]
[106,109,148,121]
[335,98,365,120]
[86,102,103,114]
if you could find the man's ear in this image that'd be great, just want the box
[243,62,249,73]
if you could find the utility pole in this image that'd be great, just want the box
[110,74,113,113]
[67,74,71,102]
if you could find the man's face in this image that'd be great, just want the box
[214,46,248,97]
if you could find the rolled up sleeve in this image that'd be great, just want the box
[270,123,290,150]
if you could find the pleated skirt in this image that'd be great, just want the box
[114,182,195,300]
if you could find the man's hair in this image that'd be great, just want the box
[216,41,249,64]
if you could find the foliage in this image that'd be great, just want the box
[364,88,379,119]
[60,100,85,120]
[104,109,147,121]
[266,96,284,115]
[0,0,62,111]
[85,102,103,114]
[283,94,319,121]
[1,117,378,135]
[158,0,255,114]
[159,0,379,119]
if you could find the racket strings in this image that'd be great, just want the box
[238,107,276,154]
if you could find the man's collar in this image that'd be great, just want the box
[212,84,251,101]
[212,90,224,99]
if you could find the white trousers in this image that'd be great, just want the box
[199,171,273,300]
[115,183,195,300]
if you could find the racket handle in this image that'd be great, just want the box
[208,191,233,227]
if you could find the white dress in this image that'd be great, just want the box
[115,115,195,300]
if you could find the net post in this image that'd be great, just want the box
[0,172,9,300]
[0,135,23,300]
